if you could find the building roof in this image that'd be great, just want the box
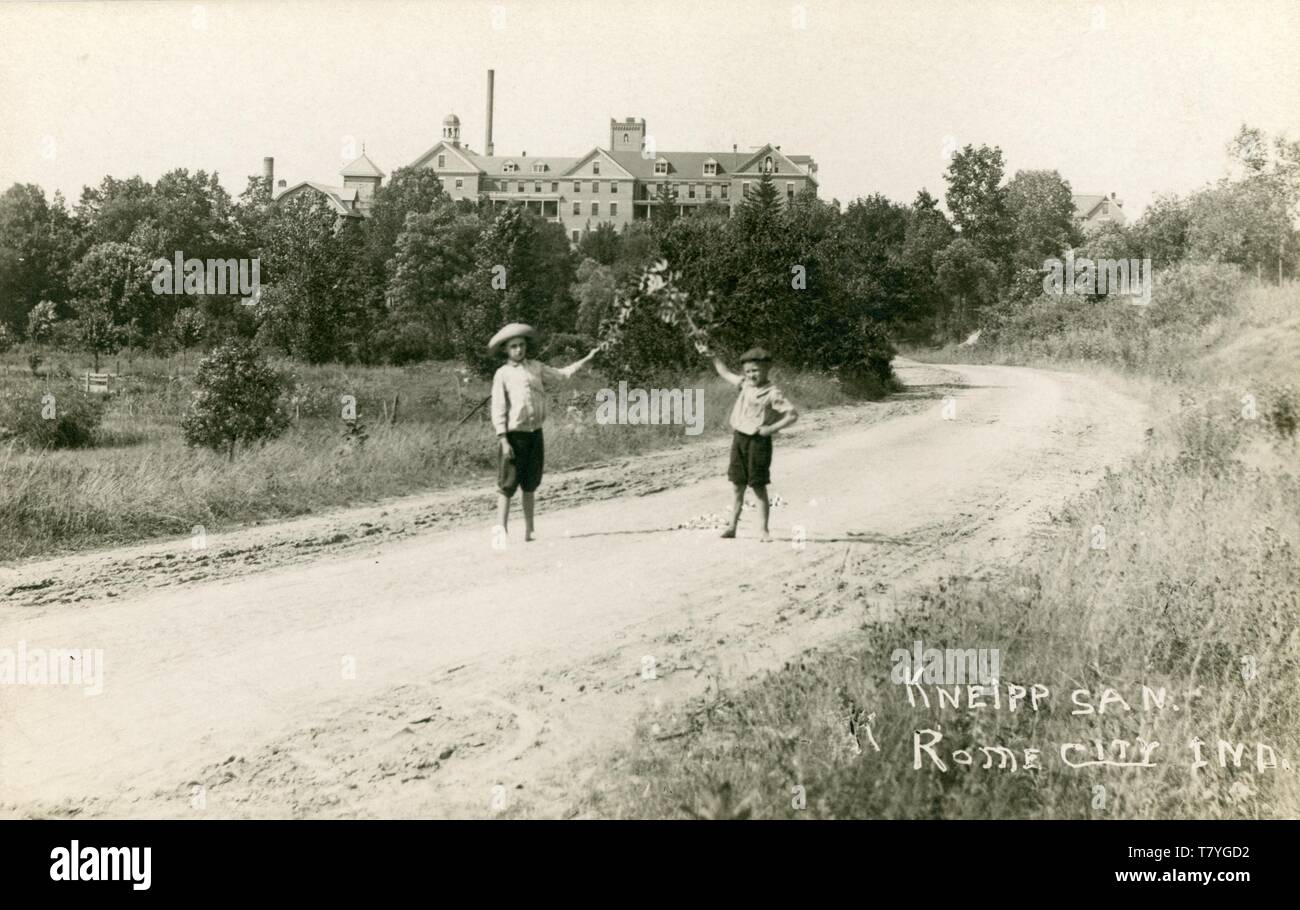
[465,152,581,177]
[341,153,385,179]
[1073,193,1124,221]
[274,181,365,217]
[407,138,817,184]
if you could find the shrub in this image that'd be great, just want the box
[1149,259,1241,329]
[812,317,898,398]
[181,340,290,459]
[0,386,105,449]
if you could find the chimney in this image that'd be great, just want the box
[485,69,495,157]
[263,156,274,190]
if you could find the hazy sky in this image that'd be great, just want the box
[2,0,1297,218]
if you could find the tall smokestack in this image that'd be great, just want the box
[263,157,274,192]
[485,69,495,157]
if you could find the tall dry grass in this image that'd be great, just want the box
[0,349,856,561]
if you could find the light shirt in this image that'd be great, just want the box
[728,378,794,435]
[491,358,582,435]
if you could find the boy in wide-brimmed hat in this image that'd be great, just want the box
[712,347,799,541]
[489,323,599,541]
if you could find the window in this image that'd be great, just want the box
[535,181,542,193]
[610,203,618,216]
[705,184,713,199]
[572,202,580,215]
[533,162,546,173]
[574,181,581,193]
[517,182,525,193]
[504,161,518,173]
[437,154,446,168]
[572,230,580,243]
[592,182,600,194]
[721,184,729,199]
[591,202,599,216]
[688,184,697,199]
[592,161,601,176]
[654,159,668,175]
[622,134,629,145]
[455,178,464,190]
[704,161,717,176]
[742,181,750,197]
[551,182,558,193]
[786,182,794,200]
[610,181,618,194]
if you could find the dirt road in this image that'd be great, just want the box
[0,360,1147,818]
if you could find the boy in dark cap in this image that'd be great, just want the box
[712,348,799,541]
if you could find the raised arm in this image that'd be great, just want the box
[712,355,743,387]
[543,348,599,383]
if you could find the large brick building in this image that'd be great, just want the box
[410,112,819,242]
[273,72,819,243]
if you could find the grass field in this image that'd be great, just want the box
[0,348,861,563]
[582,281,1300,819]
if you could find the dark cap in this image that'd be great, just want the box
[739,347,772,364]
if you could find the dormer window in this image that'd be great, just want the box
[532,162,547,173]
[654,158,669,175]
[503,161,519,173]
[704,159,718,176]
[592,161,601,176]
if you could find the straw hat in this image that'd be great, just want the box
[488,322,538,354]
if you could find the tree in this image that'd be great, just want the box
[573,257,618,337]
[69,298,125,371]
[382,203,480,361]
[365,165,449,283]
[181,340,290,460]
[1004,169,1080,268]
[831,194,910,329]
[67,241,152,366]
[899,190,955,341]
[944,144,1010,269]
[578,222,622,265]
[933,238,999,338]
[25,300,59,344]
[0,184,81,332]
[650,182,679,230]
[256,194,372,363]
[455,206,575,375]
[75,175,157,247]
[1132,193,1190,267]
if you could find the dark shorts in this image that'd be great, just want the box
[727,430,772,488]
[498,429,544,496]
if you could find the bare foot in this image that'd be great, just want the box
[759,531,773,543]
[720,528,736,539]
[525,530,536,542]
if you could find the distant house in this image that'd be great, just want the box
[1073,192,1126,229]
[273,152,386,220]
